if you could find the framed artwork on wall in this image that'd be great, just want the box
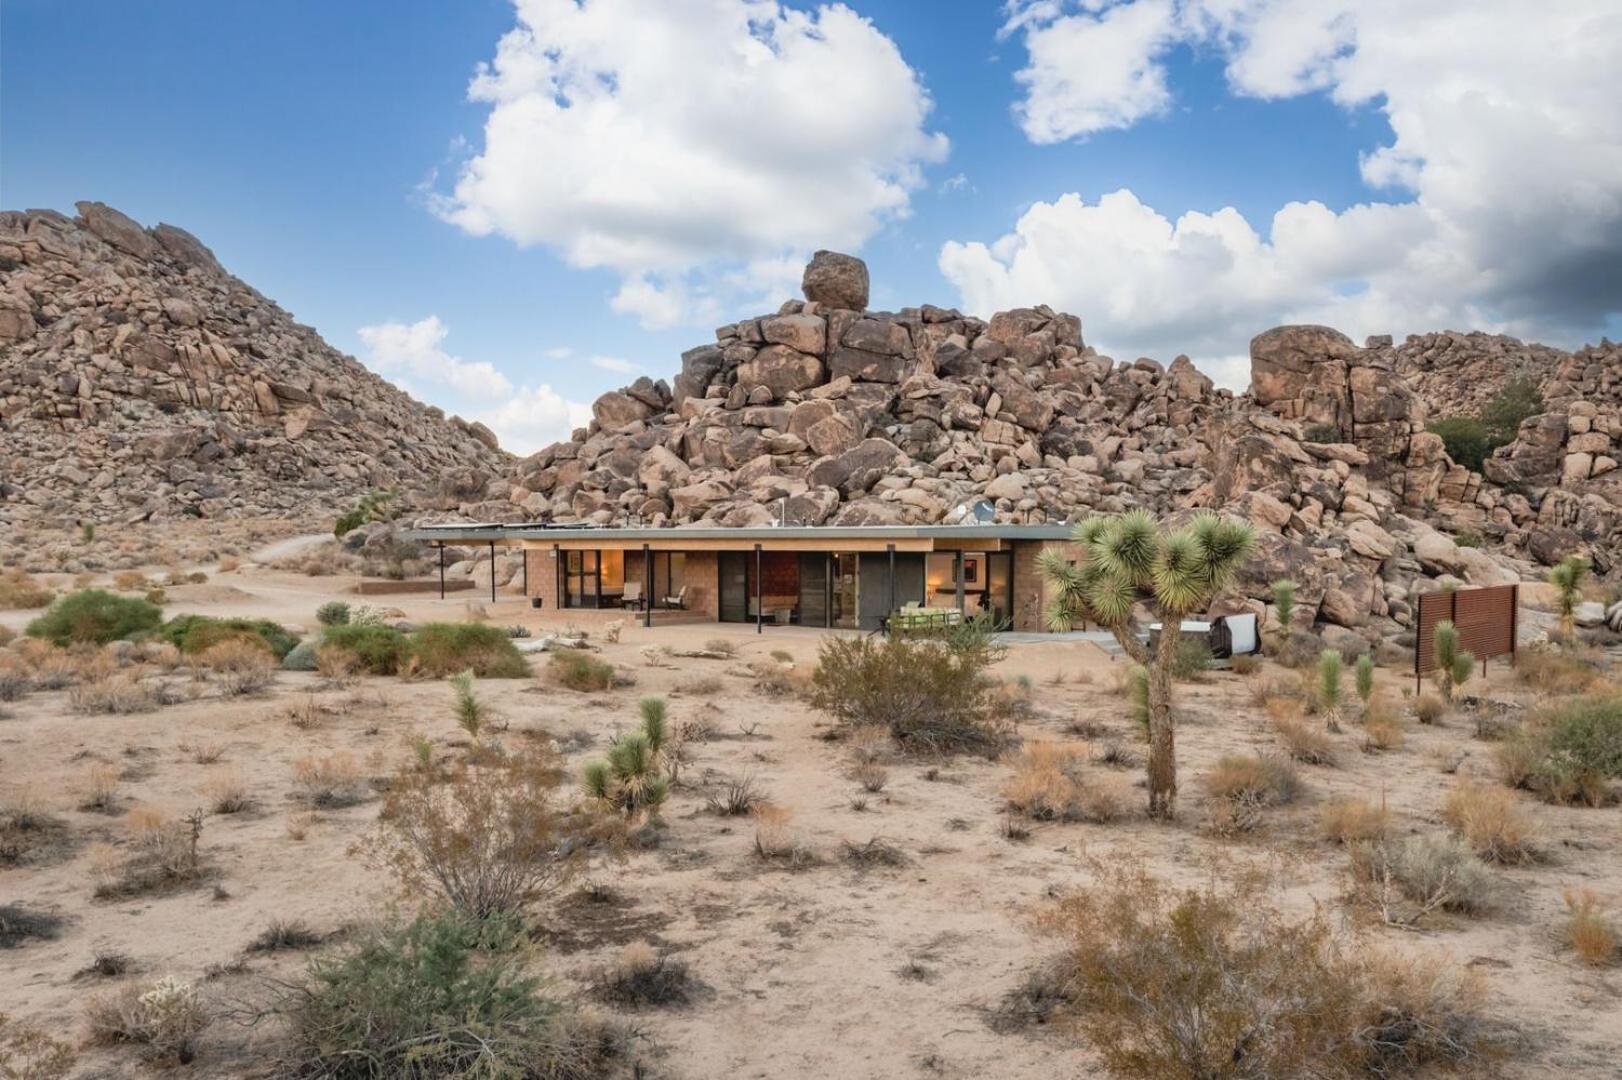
[963,557,979,584]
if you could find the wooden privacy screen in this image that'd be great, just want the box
[1414,584,1519,689]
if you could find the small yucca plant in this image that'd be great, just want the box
[1317,649,1344,732]
[638,696,668,750]
[583,705,671,815]
[1549,555,1587,642]
[1272,579,1297,635]
[450,670,487,741]
[1432,620,1475,704]
[1354,654,1375,714]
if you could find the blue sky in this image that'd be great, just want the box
[6,1,1620,452]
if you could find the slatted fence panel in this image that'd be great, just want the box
[1414,584,1518,687]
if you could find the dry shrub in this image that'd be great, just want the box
[1415,694,1447,725]
[1362,699,1406,752]
[217,555,240,573]
[703,637,738,657]
[1517,644,1603,694]
[22,643,78,691]
[200,638,275,696]
[1320,795,1390,845]
[1038,863,1499,1078]
[1230,652,1260,676]
[1003,742,1125,824]
[1274,716,1339,765]
[0,1010,76,1077]
[752,805,815,868]
[85,976,207,1064]
[94,810,208,899]
[705,773,762,816]
[314,642,359,685]
[0,568,54,610]
[853,763,890,794]
[674,675,723,697]
[363,748,580,920]
[111,570,148,592]
[1439,781,1540,864]
[1349,834,1497,924]
[1561,887,1619,966]
[201,770,251,815]
[291,753,368,808]
[69,671,160,715]
[1203,754,1300,806]
[845,724,892,766]
[547,650,616,692]
[79,764,122,812]
[589,942,697,1007]
[0,654,29,701]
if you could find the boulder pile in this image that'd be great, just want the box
[0,202,509,526]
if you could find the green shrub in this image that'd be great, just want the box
[406,623,530,679]
[1303,423,1343,442]
[320,624,408,675]
[808,617,1009,755]
[282,639,320,672]
[280,912,617,1079]
[1426,417,1493,472]
[1427,377,1545,474]
[547,650,616,692]
[1171,638,1212,680]
[333,488,399,539]
[160,615,299,659]
[1500,693,1622,805]
[316,601,352,627]
[25,590,161,646]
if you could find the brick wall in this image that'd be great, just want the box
[523,548,561,612]
[1011,539,1081,631]
[683,551,720,619]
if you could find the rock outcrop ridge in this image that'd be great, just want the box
[0,202,510,525]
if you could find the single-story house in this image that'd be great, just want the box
[402,523,1079,633]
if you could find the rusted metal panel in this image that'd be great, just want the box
[1414,584,1519,687]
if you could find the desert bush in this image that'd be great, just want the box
[25,589,161,646]
[0,1010,76,1077]
[69,671,161,715]
[589,942,697,1007]
[449,671,495,741]
[1497,692,1622,805]
[1038,863,1496,1078]
[282,638,320,671]
[1316,649,1345,731]
[582,711,669,817]
[314,643,361,685]
[202,770,252,815]
[1562,887,1619,966]
[292,753,368,808]
[112,570,148,592]
[547,649,616,692]
[1003,742,1125,823]
[0,902,67,949]
[1319,795,1389,844]
[406,623,529,679]
[0,568,54,610]
[200,638,276,696]
[319,624,407,675]
[703,637,737,658]
[279,910,618,1080]
[1274,715,1338,765]
[1170,638,1213,680]
[247,919,325,953]
[854,763,889,793]
[160,614,299,659]
[365,748,578,920]
[1439,781,1540,864]
[808,622,1009,756]
[93,810,208,899]
[332,487,399,538]
[1350,834,1497,922]
[85,976,207,1064]
[79,764,122,812]
[752,805,814,868]
[1414,694,1447,725]
[316,601,352,627]
[1516,643,1603,693]
[705,773,761,816]
[1426,417,1494,473]
[1203,754,1300,806]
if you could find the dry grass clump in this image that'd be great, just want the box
[674,675,723,697]
[1439,781,1540,864]
[79,764,122,813]
[199,638,276,696]
[841,836,908,869]
[1414,694,1447,725]
[93,810,208,899]
[0,902,67,949]
[1319,795,1390,845]
[16,640,79,690]
[1273,715,1339,765]
[0,1010,77,1077]
[1561,888,1619,966]
[705,773,763,816]
[0,792,72,868]
[1002,742,1126,824]
[703,637,738,658]
[547,650,617,692]
[0,568,54,610]
[752,805,816,869]
[1037,864,1500,1078]
[1349,834,1497,924]
[201,770,252,815]
[0,654,30,701]
[1203,754,1301,806]
[68,671,161,715]
[291,753,368,809]
[589,942,698,1007]
[1517,644,1604,694]
[1496,692,1622,806]
[85,976,207,1065]
[1362,698,1407,753]
[246,919,325,953]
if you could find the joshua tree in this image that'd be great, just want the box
[1317,649,1344,733]
[583,705,670,816]
[1432,620,1475,704]
[1548,555,1588,642]
[1354,654,1376,716]
[1039,511,1257,817]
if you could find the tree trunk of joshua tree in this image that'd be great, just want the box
[1146,615,1183,818]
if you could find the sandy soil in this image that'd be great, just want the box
[3,563,1621,1078]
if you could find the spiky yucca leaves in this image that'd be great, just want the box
[1354,654,1375,717]
[449,670,487,741]
[582,705,671,816]
[1432,620,1476,704]
[1038,511,1258,818]
[1318,650,1344,733]
[637,697,668,752]
[1272,579,1297,632]
[1549,555,1588,642]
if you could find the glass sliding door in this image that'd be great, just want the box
[718,551,749,623]
[831,553,859,629]
[798,553,830,627]
[985,551,1013,629]
[563,550,600,608]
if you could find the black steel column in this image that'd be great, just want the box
[825,551,833,629]
[521,547,528,597]
[643,544,653,629]
[954,549,964,615]
[553,544,562,611]
[755,543,763,635]
[887,543,896,616]
[489,541,497,603]
[438,543,445,600]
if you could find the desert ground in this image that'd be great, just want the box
[2,536,1620,1079]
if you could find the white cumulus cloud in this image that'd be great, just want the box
[962,1,1622,380]
[357,316,590,455]
[435,0,948,328]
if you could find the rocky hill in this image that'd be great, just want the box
[475,251,1619,646]
[0,202,510,527]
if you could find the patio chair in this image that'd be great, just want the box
[662,585,687,610]
[622,581,643,611]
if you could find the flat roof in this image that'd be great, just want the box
[403,521,1074,545]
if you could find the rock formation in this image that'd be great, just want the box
[0,202,510,526]
[491,252,1619,645]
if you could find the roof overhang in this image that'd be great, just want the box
[402,521,1075,554]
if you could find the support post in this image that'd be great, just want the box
[887,543,896,621]
[954,550,964,616]
[643,544,652,629]
[438,543,445,600]
[553,544,562,611]
[521,547,528,597]
[489,541,497,603]
[825,551,833,629]
[755,543,763,635]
